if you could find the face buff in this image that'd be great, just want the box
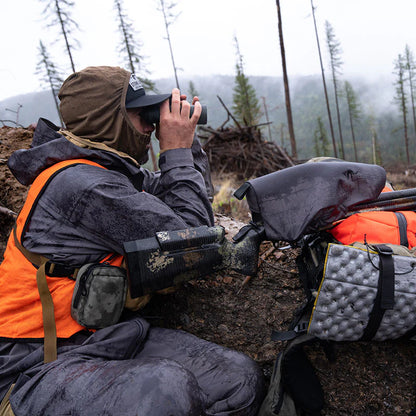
[58,66,151,164]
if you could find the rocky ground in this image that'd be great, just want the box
[1,125,416,415]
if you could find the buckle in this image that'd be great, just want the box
[373,244,393,256]
[45,262,75,277]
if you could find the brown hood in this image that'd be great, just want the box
[58,66,150,163]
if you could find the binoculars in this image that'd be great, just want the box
[140,103,208,125]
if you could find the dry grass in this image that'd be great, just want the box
[387,171,416,189]
[211,175,251,222]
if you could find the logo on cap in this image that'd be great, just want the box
[129,74,143,91]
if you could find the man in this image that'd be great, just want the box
[0,66,265,415]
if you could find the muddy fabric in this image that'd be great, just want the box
[7,118,214,266]
[1,117,265,414]
[58,66,151,163]
[7,319,264,416]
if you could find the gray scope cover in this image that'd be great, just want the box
[234,161,386,242]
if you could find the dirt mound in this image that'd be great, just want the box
[1,126,416,415]
[0,126,32,259]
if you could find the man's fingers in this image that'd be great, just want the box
[180,99,191,119]
[159,99,170,118]
[190,101,202,124]
[170,88,181,114]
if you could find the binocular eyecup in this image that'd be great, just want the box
[140,104,207,125]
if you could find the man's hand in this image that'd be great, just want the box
[156,88,202,152]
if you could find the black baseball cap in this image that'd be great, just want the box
[125,74,171,108]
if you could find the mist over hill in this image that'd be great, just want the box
[0,74,405,166]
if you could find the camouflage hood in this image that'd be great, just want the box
[58,66,150,163]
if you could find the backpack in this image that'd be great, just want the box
[259,209,416,416]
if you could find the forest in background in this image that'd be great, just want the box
[0,72,408,169]
[2,0,416,170]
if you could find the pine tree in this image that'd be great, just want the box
[114,0,155,91]
[404,44,416,149]
[156,0,181,89]
[40,0,79,73]
[325,20,345,159]
[187,81,199,99]
[232,36,261,126]
[393,53,410,166]
[369,114,382,165]
[344,81,361,162]
[36,40,64,126]
[313,116,330,156]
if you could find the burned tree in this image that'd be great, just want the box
[156,0,181,89]
[404,44,416,147]
[36,40,64,126]
[114,0,154,91]
[275,0,297,158]
[40,0,79,73]
[310,0,337,157]
[394,53,410,166]
[325,20,345,159]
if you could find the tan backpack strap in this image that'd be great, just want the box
[36,262,57,362]
[12,226,57,363]
[0,384,16,416]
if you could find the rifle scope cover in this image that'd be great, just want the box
[124,225,224,298]
[234,161,387,243]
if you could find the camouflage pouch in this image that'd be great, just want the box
[71,263,128,329]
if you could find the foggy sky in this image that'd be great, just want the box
[1,0,416,101]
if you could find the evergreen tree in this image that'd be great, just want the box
[313,116,330,156]
[36,40,64,126]
[114,0,155,91]
[404,44,416,149]
[187,81,199,99]
[156,0,181,89]
[344,81,361,162]
[325,20,345,159]
[232,36,261,126]
[40,0,79,73]
[369,114,383,165]
[393,53,410,166]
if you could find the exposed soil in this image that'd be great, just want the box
[1,126,416,415]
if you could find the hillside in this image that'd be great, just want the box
[1,73,408,167]
[2,126,416,415]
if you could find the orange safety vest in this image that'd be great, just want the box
[0,159,123,340]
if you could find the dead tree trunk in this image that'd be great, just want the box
[310,0,337,157]
[275,0,297,159]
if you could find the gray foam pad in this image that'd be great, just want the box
[308,244,416,341]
